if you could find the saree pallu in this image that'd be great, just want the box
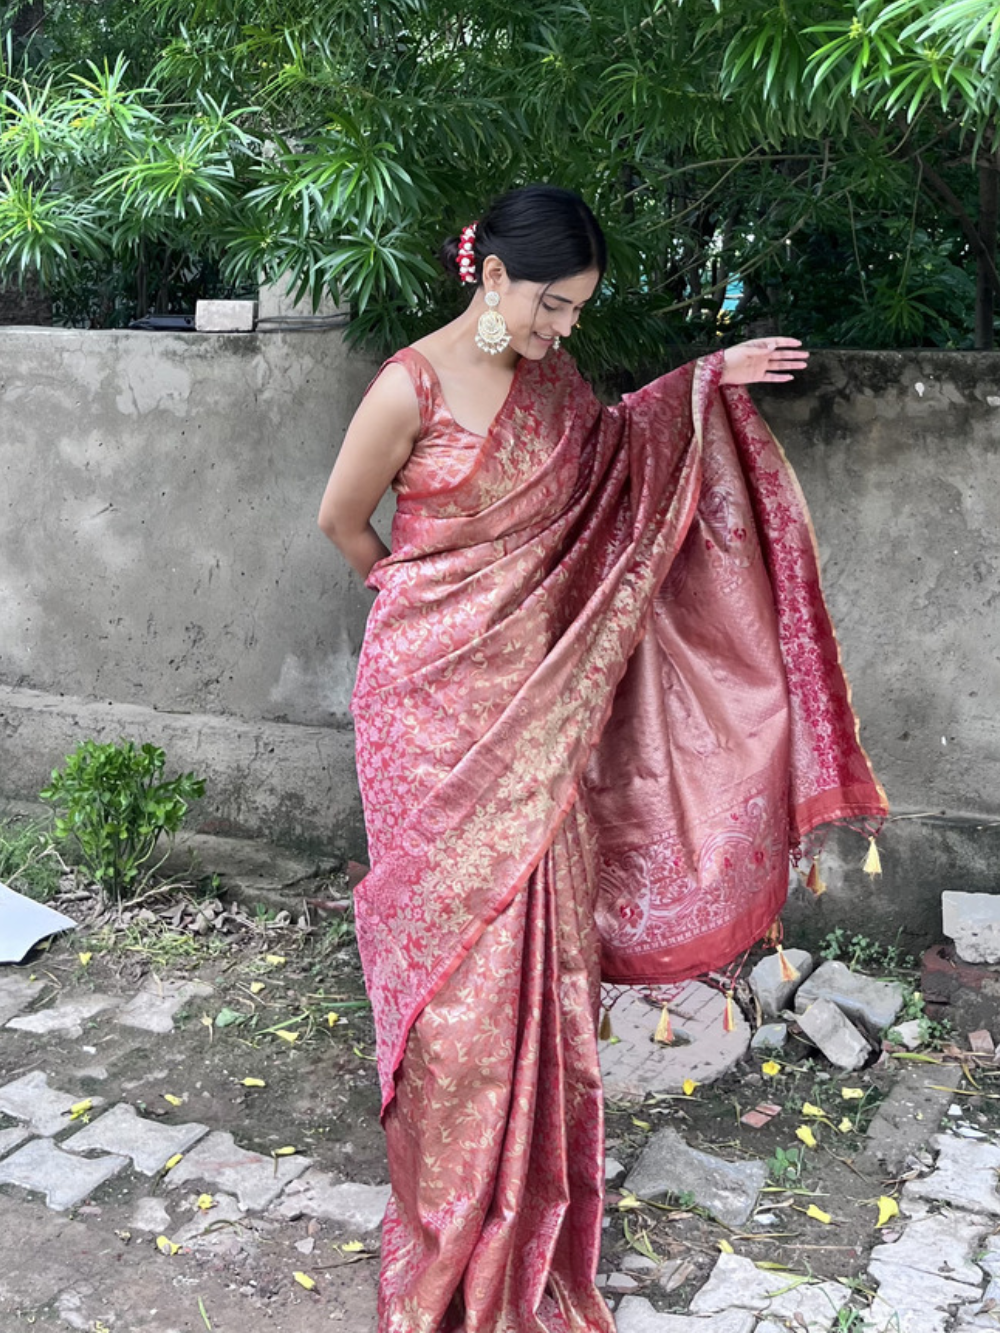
[351,346,887,1332]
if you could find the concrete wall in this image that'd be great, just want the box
[1,334,998,946]
[0,327,379,851]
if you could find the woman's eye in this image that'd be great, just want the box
[541,303,560,313]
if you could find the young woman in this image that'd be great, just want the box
[319,185,886,1333]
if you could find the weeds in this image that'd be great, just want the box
[766,1144,806,1186]
[0,818,63,901]
[818,929,915,975]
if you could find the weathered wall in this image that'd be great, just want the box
[1,336,998,943]
[0,327,379,850]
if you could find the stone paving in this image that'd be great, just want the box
[4,960,1000,1332]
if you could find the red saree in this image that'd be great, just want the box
[351,346,886,1332]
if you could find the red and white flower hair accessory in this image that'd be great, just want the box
[457,222,478,285]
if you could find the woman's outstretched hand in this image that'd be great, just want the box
[720,337,809,385]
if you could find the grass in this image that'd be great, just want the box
[0,817,63,901]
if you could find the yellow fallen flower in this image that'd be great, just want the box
[197,1194,215,1211]
[327,1011,340,1026]
[78,952,92,966]
[841,1087,865,1100]
[242,1077,266,1088]
[683,1079,699,1097]
[876,1196,899,1228]
[69,1099,92,1120]
[273,1146,297,1156]
[801,1103,825,1118]
[631,1118,651,1131]
[250,981,266,995]
[341,1240,365,1253]
[838,1117,853,1134]
[163,1154,183,1171]
[795,1125,818,1149]
[156,1235,180,1255]
[761,1061,781,1077]
[163,1094,183,1107]
[293,1272,316,1290]
[275,1029,300,1044]
[806,1204,832,1224]
[265,954,286,966]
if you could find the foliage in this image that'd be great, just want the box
[40,739,206,900]
[766,1143,806,1186]
[0,0,998,361]
[0,818,62,901]
[818,929,916,974]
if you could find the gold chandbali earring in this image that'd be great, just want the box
[475,290,510,355]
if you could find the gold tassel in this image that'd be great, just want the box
[723,991,736,1033]
[777,944,799,983]
[763,919,781,948]
[863,837,882,878]
[805,859,827,897]
[653,1003,673,1045]
[598,1008,613,1041]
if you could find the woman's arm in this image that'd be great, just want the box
[318,363,421,580]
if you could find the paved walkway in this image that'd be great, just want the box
[2,966,1000,1332]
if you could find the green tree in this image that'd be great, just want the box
[1,0,998,362]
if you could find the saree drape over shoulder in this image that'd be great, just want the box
[351,346,886,1333]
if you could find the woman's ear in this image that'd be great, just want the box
[480,254,508,293]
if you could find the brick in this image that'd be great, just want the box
[0,1136,126,1211]
[267,1169,389,1231]
[115,978,213,1034]
[0,1071,106,1137]
[164,1130,309,1212]
[63,1102,208,1175]
[7,993,120,1037]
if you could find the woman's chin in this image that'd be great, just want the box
[519,334,558,359]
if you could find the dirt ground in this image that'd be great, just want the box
[1,873,994,1330]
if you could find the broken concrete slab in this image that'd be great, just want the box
[0,1071,106,1137]
[794,960,904,1035]
[688,1253,851,1328]
[0,970,46,1025]
[795,998,870,1070]
[115,977,213,1034]
[861,1062,964,1175]
[62,1102,208,1175]
[171,1191,250,1250]
[266,1169,390,1231]
[622,1127,766,1229]
[868,1258,982,1333]
[904,1134,1000,1217]
[890,1019,925,1050]
[749,949,814,1019]
[164,1130,309,1211]
[0,882,76,963]
[0,1136,127,1211]
[943,892,1000,965]
[614,1298,754,1333]
[131,1196,173,1233]
[600,981,750,1102]
[7,993,120,1037]
[869,1206,991,1286]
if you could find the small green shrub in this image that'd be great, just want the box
[40,739,205,899]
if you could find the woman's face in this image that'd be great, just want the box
[484,264,601,360]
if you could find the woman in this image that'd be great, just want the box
[318,185,886,1333]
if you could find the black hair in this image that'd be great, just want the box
[440,184,607,288]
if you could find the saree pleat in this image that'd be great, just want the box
[378,804,614,1333]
